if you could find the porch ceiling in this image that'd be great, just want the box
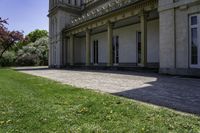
[75,9,159,38]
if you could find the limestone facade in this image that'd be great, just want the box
[48,0,200,76]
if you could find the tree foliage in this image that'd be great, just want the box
[16,37,49,66]
[0,17,24,59]
[0,18,49,66]
[0,51,16,66]
[27,29,48,43]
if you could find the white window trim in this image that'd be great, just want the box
[189,14,200,68]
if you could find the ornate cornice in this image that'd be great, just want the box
[64,0,158,35]
[48,1,81,17]
[158,0,200,12]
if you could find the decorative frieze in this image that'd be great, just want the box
[71,0,142,26]
[65,0,158,35]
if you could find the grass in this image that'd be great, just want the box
[0,69,200,133]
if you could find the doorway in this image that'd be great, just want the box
[136,32,142,66]
[93,40,99,65]
[112,36,119,65]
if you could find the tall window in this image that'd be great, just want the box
[74,0,77,5]
[137,32,142,64]
[80,0,83,6]
[68,0,71,4]
[190,14,199,68]
[112,36,119,64]
[93,40,98,64]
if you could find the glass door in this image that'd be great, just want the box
[112,36,119,65]
[190,14,200,68]
[136,32,142,66]
[93,40,98,65]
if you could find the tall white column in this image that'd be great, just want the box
[69,34,74,66]
[85,29,91,66]
[107,22,113,67]
[140,12,147,67]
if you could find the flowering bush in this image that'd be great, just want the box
[15,37,48,66]
[0,51,16,66]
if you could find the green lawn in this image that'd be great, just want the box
[0,69,200,133]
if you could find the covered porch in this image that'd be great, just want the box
[62,0,159,69]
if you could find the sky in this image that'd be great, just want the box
[0,0,49,35]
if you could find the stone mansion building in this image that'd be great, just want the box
[48,0,200,76]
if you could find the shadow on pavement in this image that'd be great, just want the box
[113,77,200,115]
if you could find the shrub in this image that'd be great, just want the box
[0,51,16,66]
[15,53,39,66]
[15,37,48,66]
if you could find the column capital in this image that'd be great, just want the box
[69,33,73,37]
[139,10,149,17]
[85,28,91,33]
[107,21,114,27]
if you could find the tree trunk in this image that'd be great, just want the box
[0,44,12,59]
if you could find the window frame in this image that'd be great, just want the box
[136,31,142,65]
[189,14,200,68]
[112,36,119,65]
[93,40,99,65]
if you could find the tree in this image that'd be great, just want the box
[14,29,48,51]
[16,37,49,66]
[0,51,16,66]
[0,17,24,59]
[27,29,48,43]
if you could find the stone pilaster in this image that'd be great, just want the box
[85,29,91,66]
[48,43,52,67]
[48,18,53,67]
[159,8,176,69]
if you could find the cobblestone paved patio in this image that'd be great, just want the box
[15,67,200,115]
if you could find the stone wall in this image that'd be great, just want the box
[159,0,200,76]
